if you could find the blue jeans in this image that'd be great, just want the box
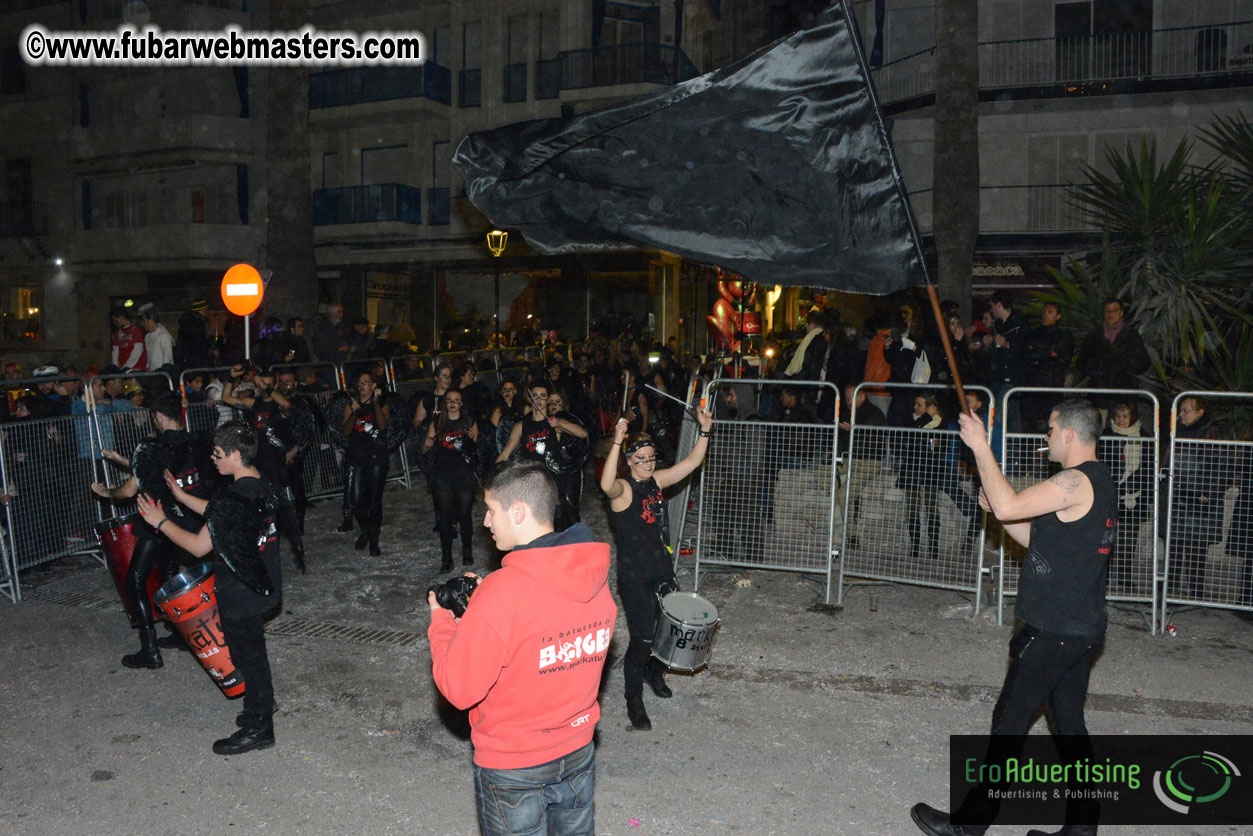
[473,742,596,836]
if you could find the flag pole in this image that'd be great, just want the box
[840,0,971,415]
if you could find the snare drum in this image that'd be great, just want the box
[651,591,720,672]
[154,563,245,698]
[94,513,161,628]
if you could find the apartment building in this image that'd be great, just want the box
[868,0,1253,293]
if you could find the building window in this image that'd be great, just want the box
[0,285,42,343]
[460,21,482,107]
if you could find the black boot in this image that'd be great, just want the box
[440,540,454,573]
[336,513,354,534]
[644,658,672,699]
[626,694,651,731]
[354,531,369,550]
[1025,827,1097,836]
[122,628,163,669]
[293,545,308,574]
[213,716,275,755]
[462,541,473,566]
[155,628,185,651]
[909,803,987,836]
[368,528,381,557]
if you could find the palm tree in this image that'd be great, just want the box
[1036,117,1253,405]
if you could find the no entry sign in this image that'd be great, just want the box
[220,263,264,317]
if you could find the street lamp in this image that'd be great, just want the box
[486,229,508,347]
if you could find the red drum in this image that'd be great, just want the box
[94,513,162,629]
[154,563,245,698]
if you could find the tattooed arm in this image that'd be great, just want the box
[959,411,1093,525]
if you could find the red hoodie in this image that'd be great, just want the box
[428,523,616,769]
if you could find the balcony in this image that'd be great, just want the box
[313,184,421,226]
[428,188,450,226]
[873,19,1253,111]
[71,115,252,163]
[73,223,258,266]
[558,44,699,90]
[908,185,1093,236]
[0,202,49,237]
[309,64,451,109]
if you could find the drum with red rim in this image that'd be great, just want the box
[154,563,245,698]
[94,513,161,629]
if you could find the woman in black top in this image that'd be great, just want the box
[421,389,479,572]
[547,389,590,530]
[341,372,390,555]
[599,409,713,732]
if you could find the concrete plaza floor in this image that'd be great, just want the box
[2,478,1250,836]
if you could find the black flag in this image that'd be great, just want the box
[453,1,926,295]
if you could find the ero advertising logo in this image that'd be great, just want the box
[1153,751,1241,815]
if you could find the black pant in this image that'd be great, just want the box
[219,604,273,724]
[350,461,388,535]
[287,455,308,532]
[125,533,180,631]
[554,470,583,531]
[954,624,1103,832]
[431,468,476,558]
[619,580,665,698]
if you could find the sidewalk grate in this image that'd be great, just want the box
[22,586,424,648]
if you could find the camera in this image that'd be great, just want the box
[428,575,479,617]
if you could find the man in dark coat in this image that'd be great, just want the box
[1076,298,1150,390]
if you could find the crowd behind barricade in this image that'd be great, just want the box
[1,289,1249,622]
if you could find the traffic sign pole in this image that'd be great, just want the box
[220,263,265,363]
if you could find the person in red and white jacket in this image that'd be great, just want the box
[428,460,616,836]
[110,306,147,372]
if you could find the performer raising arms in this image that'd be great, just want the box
[599,408,713,731]
[91,392,212,668]
[137,421,282,756]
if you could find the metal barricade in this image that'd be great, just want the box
[179,366,237,435]
[666,376,701,564]
[837,382,995,612]
[694,379,840,603]
[91,371,176,527]
[1162,391,1253,626]
[472,350,502,389]
[0,375,100,602]
[997,388,1162,631]
[339,359,411,489]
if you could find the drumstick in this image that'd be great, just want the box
[644,383,696,413]
[620,371,631,417]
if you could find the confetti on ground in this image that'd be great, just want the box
[629,818,641,828]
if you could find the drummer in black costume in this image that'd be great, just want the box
[496,380,588,529]
[91,392,212,669]
[342,371,390,555]
[599,408,713,731]
[221,366,308,572]
[136,421,282,756]
[421,388,479,572]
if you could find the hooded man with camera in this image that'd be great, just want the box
[427,460,617,836]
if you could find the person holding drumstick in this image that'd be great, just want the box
[91,392,210,669]
[136,421,282,756]
[599,407,713,731]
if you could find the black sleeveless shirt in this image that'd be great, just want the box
[517,414,557,464]
[346,400,387,465]
[1017,460,1118,636]
[431,421,478,472]
[609,476,673,586]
